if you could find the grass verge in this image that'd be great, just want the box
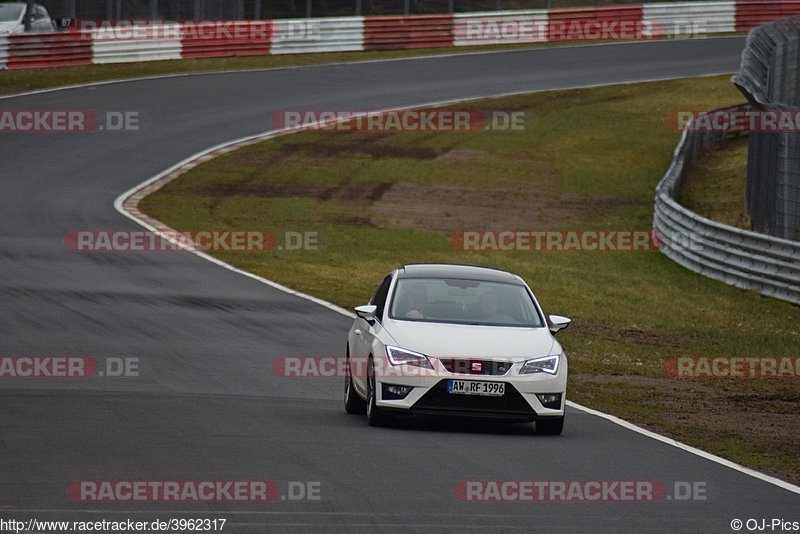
[681,136,751,229]
[140,74,800,484]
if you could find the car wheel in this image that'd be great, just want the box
[366,356,390,427]
[344,349,366,415]
[536,415,565,435]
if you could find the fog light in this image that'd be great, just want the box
[383,384,414,400]
[536,393,562,409]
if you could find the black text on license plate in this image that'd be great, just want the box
[447,380,505,397]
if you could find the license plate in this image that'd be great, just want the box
[447,380,505,397]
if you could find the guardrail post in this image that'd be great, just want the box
[24,0,33,31]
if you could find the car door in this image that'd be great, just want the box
[350,274,392,395]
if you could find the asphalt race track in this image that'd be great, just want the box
[1,36,798,532]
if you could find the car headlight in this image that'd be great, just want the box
[386,346,433,369]
[519,354,559,375]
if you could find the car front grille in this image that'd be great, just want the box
[439,358,512,376]
[412,380,535,415]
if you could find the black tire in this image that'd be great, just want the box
[536,415,565,435]
[366,356,391,427]
[344,350,366,415]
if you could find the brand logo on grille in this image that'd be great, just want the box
[471,362,482,372]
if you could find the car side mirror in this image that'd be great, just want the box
[355,304,377,322]
[548,314,572,335]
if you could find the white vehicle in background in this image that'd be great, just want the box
[0,3,54,34]
[345,264,571,435]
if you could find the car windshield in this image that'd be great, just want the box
[389,277,544,327]
[0,4,24,22]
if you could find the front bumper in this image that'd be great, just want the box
[374,357,567,421]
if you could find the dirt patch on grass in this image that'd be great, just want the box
[435,148,491,162]
[369,182,632,233]
[192,140,634,234]
[279,138,443,160]
[192,179,394,205]
[580,322,692,349]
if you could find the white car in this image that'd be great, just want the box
[345,264,571,435]
[0,3,54,35]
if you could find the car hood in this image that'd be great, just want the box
[0,21,23,35]
[383,318,555,361]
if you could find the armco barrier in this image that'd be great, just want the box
[453,10,548,46]
[643,2,735,37]
[652,106,800,305]
[181,21,272,58]
[736,0,800,31]
[92,24,182,64]
[6,32,92,69]
[547,5,644,41]
[364,15,453,50]
[732,16,800,240]
[271,17,362,54]
[2,2,800,70]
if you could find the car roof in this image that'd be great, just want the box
[397,263,524,284]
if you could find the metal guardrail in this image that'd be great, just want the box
[733,16,800,242]
[652,106,800,306]
[31,0,738,21]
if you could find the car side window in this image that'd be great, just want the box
[369,276,392,322]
